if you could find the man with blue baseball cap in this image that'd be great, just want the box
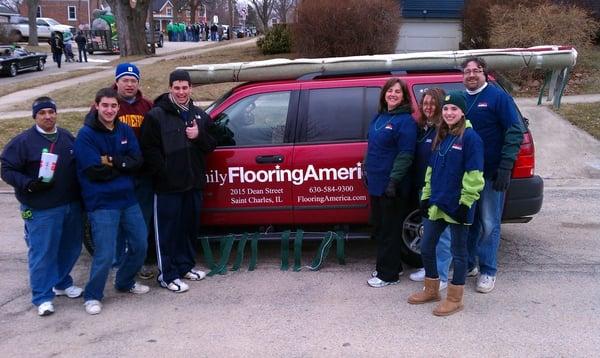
[112,63,155,280]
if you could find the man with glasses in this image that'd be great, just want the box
[461,57,524,293]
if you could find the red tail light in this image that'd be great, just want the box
[512,131,535,178]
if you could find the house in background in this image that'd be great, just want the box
[19,0,103,29]
[396,0,464,53]
[152,0,205,32]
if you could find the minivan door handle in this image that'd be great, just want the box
[255,155,284,164]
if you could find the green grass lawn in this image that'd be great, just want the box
[0,112,85,151]
[556,102,600,140]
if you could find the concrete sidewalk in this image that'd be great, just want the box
[0,38,257,114]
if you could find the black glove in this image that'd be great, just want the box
[493,167,512,192]
[453,204,470,224]
[27,177,54,193]
[419,199,430,218]
[384,179,397,198]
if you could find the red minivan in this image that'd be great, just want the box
[201,71,544,266]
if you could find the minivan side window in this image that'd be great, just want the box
[214,91,291,147]
[302,87,380,143]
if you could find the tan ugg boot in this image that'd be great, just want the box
[433,284,464,316]
[407,277,441,304]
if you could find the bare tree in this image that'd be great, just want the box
[249,0,275,31]
[26,0,39,46]
[274,0,293,23]
[106,0,151,56]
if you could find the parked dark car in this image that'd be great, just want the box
[0,46,46,77]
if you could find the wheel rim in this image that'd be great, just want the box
[10,64,17,76]
[38,59,44,70]
[402,209,424,255]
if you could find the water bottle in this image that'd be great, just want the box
[38,148,58,183]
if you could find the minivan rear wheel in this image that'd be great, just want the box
[400,209,424,268]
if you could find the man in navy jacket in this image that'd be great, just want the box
[75,87,149,315]
[461,57,524,294]
[1,97,83,317]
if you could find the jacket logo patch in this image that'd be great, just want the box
[121,138,128,145]
[451,144,463,150]
[385,123,393,130]
[477,102,488,108]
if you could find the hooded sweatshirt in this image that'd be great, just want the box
[75,110,143,211]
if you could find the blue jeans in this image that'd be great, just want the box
[467,179,505,276]
[421,219,469,285]
[435,228,452,282]
[114,176,154,266]
[84,204,147,301]
[22,202,83,306]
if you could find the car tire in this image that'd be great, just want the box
[8,63,17,77]
[37,58,44,71]
[400,209,424,268]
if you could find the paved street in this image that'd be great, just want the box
[0,101,599,356]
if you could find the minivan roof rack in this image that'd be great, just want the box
[296,69,408,80]
[181,45,577,107]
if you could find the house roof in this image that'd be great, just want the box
[401,0,465,19]
[0,6,18,14]
[152,0,172,13]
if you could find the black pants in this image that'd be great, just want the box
[78,47,87,62]
[154,190,202,284]
[370,195,410,282]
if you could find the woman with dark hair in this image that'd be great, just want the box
[409,88,452,292]
[407,91,484,316]
[364,78,417,288]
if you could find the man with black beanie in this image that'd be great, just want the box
[140,69,216,293]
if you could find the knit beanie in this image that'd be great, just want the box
[169,69,191,86]
[115,63,140,81]
[443,91,467,113]
[32,98,57,118]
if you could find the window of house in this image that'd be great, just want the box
[214,92,291,147]
[36,6,42,17]
[166,7,173,17]
[68,6,76,21]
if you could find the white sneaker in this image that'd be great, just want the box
[84,300,102,315]
[409,268,425,282]
[160,278,189,293]
[439,280,448,291]
[128,282,150,294]
[477,274,496,293]
[367,277,399,288]
[183,269,206,281]
[53,285,83,298]
[38,301,54,316]
[467,266,479,277]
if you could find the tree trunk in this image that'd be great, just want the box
[107,0,151,56]
[228,0,234,25]
[27,0,39,46]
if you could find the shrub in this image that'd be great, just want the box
[462,0,546,49]
[488,2,599,50]
[292,0,401,57]
[257,24,292,55]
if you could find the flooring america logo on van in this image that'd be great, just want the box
[205,163,364,186]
